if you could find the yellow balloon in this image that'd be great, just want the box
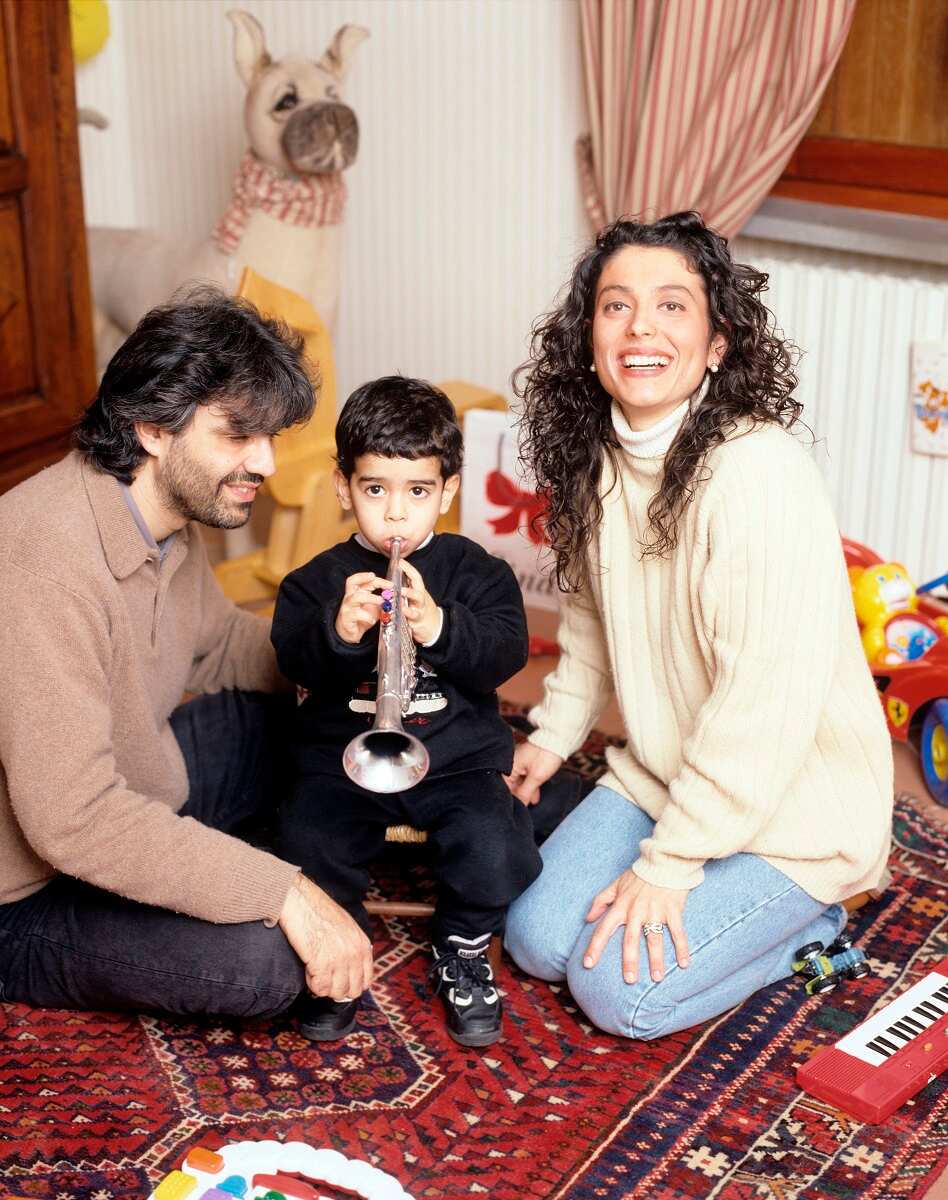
[70,0,110,65]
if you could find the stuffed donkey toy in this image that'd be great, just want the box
[88,10,368,367]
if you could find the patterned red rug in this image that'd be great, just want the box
[2,723,947,1200]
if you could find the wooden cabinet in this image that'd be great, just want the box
[0,0,95,492]
[773,0,948,219]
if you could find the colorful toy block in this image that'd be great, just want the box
[154,1170,198,1200]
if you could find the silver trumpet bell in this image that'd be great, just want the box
[342,537,430,793]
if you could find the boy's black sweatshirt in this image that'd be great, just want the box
[271,533,529,778]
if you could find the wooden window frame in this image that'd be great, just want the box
[773,138,948,221]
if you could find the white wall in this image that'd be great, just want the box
[76,0,948,581]
[77,0,589,407]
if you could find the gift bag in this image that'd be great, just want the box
[460,409,559,611]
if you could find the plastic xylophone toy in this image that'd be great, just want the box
[147,1139,415,1200]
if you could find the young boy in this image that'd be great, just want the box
[271,377,542,1048]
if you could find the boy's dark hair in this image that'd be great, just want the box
[75,287,316,482]
[335,376,463,479]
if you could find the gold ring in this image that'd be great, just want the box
[642,921,665,936]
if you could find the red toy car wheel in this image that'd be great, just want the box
[921,698,948,807]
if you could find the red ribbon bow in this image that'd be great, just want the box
[484,470,548,544]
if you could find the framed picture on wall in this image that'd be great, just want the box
[910,343,948,458]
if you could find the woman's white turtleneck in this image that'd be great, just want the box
[610,374,710,460]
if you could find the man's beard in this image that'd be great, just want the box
[157,438,263,530]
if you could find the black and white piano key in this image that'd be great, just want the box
[837,972,948,1067]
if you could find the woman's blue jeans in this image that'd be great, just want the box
[505,785,846,1040]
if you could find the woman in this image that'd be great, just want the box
[504,212,892,1039]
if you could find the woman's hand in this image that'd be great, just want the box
[584,870,690,984]
[504,740,563,806]
[399,560,442,645]
[335,571,389,644]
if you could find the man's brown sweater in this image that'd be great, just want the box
[0,453,299,923]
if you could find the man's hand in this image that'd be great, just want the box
[504,741,564,806]
[278,873,374,1000]
[335,571,390,645]
[584,870,689,984]
[399,560,442,645]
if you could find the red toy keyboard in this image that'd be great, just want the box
[797,959,948,1122]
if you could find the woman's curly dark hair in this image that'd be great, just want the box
[514,211,802,593]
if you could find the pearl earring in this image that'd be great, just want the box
[590,363,597,373]
[709,363,719,373]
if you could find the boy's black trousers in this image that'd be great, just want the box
[276,768,543,947]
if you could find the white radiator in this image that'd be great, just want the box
[737,236,948,585]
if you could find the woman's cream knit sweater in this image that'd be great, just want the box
[528,416,893,904]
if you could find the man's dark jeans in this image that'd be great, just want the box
[0,690,305,1019]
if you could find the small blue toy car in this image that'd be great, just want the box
[791,931,871,996]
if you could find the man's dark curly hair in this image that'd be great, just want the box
[75,287,316,482]
[515,211,802,593]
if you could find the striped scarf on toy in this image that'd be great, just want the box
[213,151,347,255]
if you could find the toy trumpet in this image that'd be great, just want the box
[342,537,430,793]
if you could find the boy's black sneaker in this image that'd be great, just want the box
[429,933,501,1048]
[294,993,360,1042]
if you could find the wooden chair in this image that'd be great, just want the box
[214,267,354,608]
[365,825,434,919]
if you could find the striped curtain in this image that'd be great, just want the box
[577,0,855,237]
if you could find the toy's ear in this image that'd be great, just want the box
[227,10,271,88]
[317,25,369,81]
[893,562,911,581]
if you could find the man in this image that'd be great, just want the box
[0,290,372,1019]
